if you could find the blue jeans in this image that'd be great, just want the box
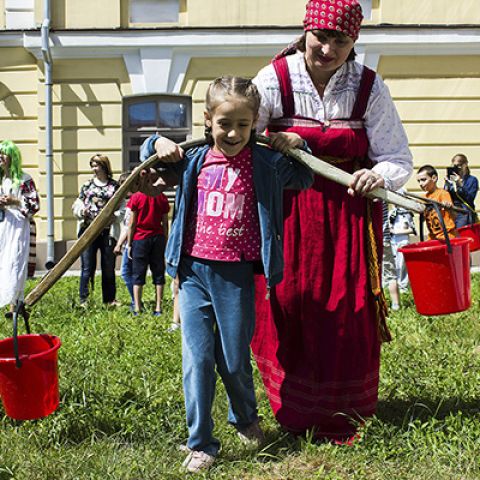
[178,256,258,456]
[121,248,134,305]
[79,228,116,303]
[454,207,477,229]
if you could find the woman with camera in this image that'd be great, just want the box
[445,154,478,228]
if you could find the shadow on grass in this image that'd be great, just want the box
[220,428,303,464]
[377,396,480,427]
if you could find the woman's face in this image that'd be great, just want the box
[0,153,11,172]
[452,156,468,177]
[304,30,354,79]
[90,160,105,178]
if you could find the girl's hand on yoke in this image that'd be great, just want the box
[154,136,184,163]
[268,132,304,155]
[347,169,385,197]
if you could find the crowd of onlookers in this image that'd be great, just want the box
[0,140,478,327]
[0,144,180,330]
[382,153,478,310]
[71,154,180,330]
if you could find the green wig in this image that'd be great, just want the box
[0,140,23,187]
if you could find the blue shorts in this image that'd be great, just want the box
[131,234,166,286]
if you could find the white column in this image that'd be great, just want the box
[123,47,190,94]
[140,47,173,93]
[167,52,192,93]
[123,51,146,94]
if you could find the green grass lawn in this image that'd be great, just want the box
[0,275,479,479]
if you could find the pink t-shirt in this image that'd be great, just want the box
[183,147,261,261]
[127,192,170,241]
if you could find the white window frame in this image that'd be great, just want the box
[129,0,180,24]
[122,94,192,171]
[359,0,373,20]
[5,0,35,29]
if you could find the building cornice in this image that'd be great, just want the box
[3,26,478,93]
[16,26,480,58]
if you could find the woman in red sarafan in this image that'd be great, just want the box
[251,0,413,442]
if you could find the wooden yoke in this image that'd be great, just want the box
[255,134,425,214]
[24,138,207,308]
[25,134,425,310]
[400,190,465,214]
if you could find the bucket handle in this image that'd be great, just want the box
[419,202,453,254]
[12,300,31,369]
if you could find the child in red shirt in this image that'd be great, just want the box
[127,191,169,315]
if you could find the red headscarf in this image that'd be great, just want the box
[303,0,363,42]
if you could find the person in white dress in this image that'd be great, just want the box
[0,140,40,315]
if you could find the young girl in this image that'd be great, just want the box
[141,76,313,473]
[0,140,40,314]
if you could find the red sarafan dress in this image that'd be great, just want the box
[252,56,385,441]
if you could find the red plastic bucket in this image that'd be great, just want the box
[0,334,61,420]
[399,237,472,316]
[457,223,480,252]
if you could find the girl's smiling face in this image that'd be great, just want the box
[204,95,257,158]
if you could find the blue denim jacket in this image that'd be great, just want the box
[140,137,313,288]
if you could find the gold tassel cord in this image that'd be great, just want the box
[366,201,392,343]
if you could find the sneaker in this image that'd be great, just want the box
[236,420,265,446]
[391,303,400,311]
[182,450,215,473]
[168,322,181,332]
[152,309,162,317]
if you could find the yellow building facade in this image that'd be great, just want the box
[0,0,479,267]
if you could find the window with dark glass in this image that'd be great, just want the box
[123,94,192,172]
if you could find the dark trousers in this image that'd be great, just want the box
[131,234,166,286]
[79,228,116,303]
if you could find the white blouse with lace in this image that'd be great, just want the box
[253,52,413,191]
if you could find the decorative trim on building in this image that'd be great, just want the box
[5,0,35,30]
[20,26,480,93]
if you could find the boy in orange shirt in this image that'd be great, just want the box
[416,165,456,240]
